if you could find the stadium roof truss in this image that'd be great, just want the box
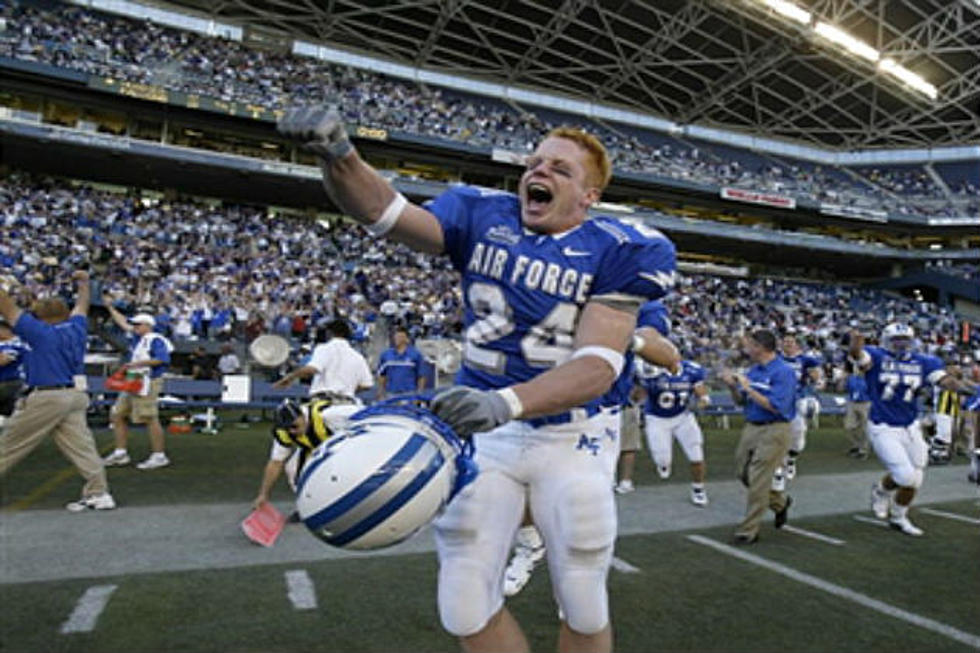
[168,0,980,149]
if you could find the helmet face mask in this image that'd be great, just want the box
[881,323,915,357]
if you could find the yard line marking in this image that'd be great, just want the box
[611,556,641,574]
[285,570,318,610]
[687,535,980,650]
[780,524,846,546]
[852,515,889,528]
[919,508,980,525]
[60,585,118,634]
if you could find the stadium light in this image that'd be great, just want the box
[878,58,939,100]
[813,21,880,62]
[758,0,811,24]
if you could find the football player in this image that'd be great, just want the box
[849,325,978,535]
[779,331,823,480]
[637,357,711,506]
[278,108,676,653]
[251,398,360,512]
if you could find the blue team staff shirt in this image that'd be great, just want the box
[378,346,425,394]
[127,333,172,378]
[640,359,706,418]
[743,357,797,423]
[863,345,946,427]
[604,299,671,408]
[846,374,870,402]
[14,313,87,386]
[427,186,676,420]
[0,337,31,382]
[782,353,821,399]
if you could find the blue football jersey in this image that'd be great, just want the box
[782,353,821,399]
[863,346,945,427]
[427,186,676,418]
[604,299,671,408]
[639,360,706,418]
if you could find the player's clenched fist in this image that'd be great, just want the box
[431,386,516,437]
[277,105,354,163]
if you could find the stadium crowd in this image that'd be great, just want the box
[2,0,977,219]
[2,173,976,379]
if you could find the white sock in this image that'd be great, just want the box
[692,482,705,491]
[113,448,127,456]
[890,503,908,520]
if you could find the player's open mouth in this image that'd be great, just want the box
[526,182,553,212]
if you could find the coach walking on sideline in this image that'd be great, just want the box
[722,329,796,544]
[0,271,116,512]
[102,302,173,471]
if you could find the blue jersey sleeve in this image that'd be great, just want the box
[589,219,677,304]
[921,355,947,385]
[636,300,670,337]
[688,362,706,385]
[149,337,171,364]
[13,311,51,345]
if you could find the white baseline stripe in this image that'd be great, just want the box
[919,508,980,525]
[687,535,980,649]
[285,570,318,610]
[852,515,889,528]
[611,556,640,574]
[60,584,118,634]
[780,524,845,546]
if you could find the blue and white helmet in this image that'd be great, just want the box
[295,398,477,551]
[881,323,915,356]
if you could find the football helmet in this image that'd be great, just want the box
[295,397,477,550]
[881,323,915,357]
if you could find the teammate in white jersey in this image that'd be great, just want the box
[278,108,676,653]
[849,324,977,536]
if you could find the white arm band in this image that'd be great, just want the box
[495,387,524,419]
[631,334,646,352]
[363,192,407,237]
[572,345,625,376]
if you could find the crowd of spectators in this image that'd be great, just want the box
[2,173,976,385]
[2,1,977,219]
[0,173,463,353]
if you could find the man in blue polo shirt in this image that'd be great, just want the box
[376,327,427,399]
[722,329,796,544]
[0,271,116,511]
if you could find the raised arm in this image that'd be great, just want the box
[103,297,133,331]
[70,270,91,317]
[848,330,871,371]
[277,107,445,254]
[0,281,22,326]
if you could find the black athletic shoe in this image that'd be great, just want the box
[775,496,793,529]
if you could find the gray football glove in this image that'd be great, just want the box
[431,386,515,437]
[276,105,354,163]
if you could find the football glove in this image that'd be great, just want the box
[277,105,354,163]
[431,386,515,437]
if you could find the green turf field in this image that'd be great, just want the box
[1,415,977,653]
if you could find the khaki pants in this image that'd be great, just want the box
[0,388,108,497]
[734,421,790,539]
[112,377,163,424]
[844,401,870,450]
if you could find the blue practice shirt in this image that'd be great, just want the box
[845,374,870,402]
[14,313,87,387]
[742,356,797,424]
[0,337,30,382]
[378,346,425,394]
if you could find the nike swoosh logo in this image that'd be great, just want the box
[562,246,591,257]
[638,271,677,287]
